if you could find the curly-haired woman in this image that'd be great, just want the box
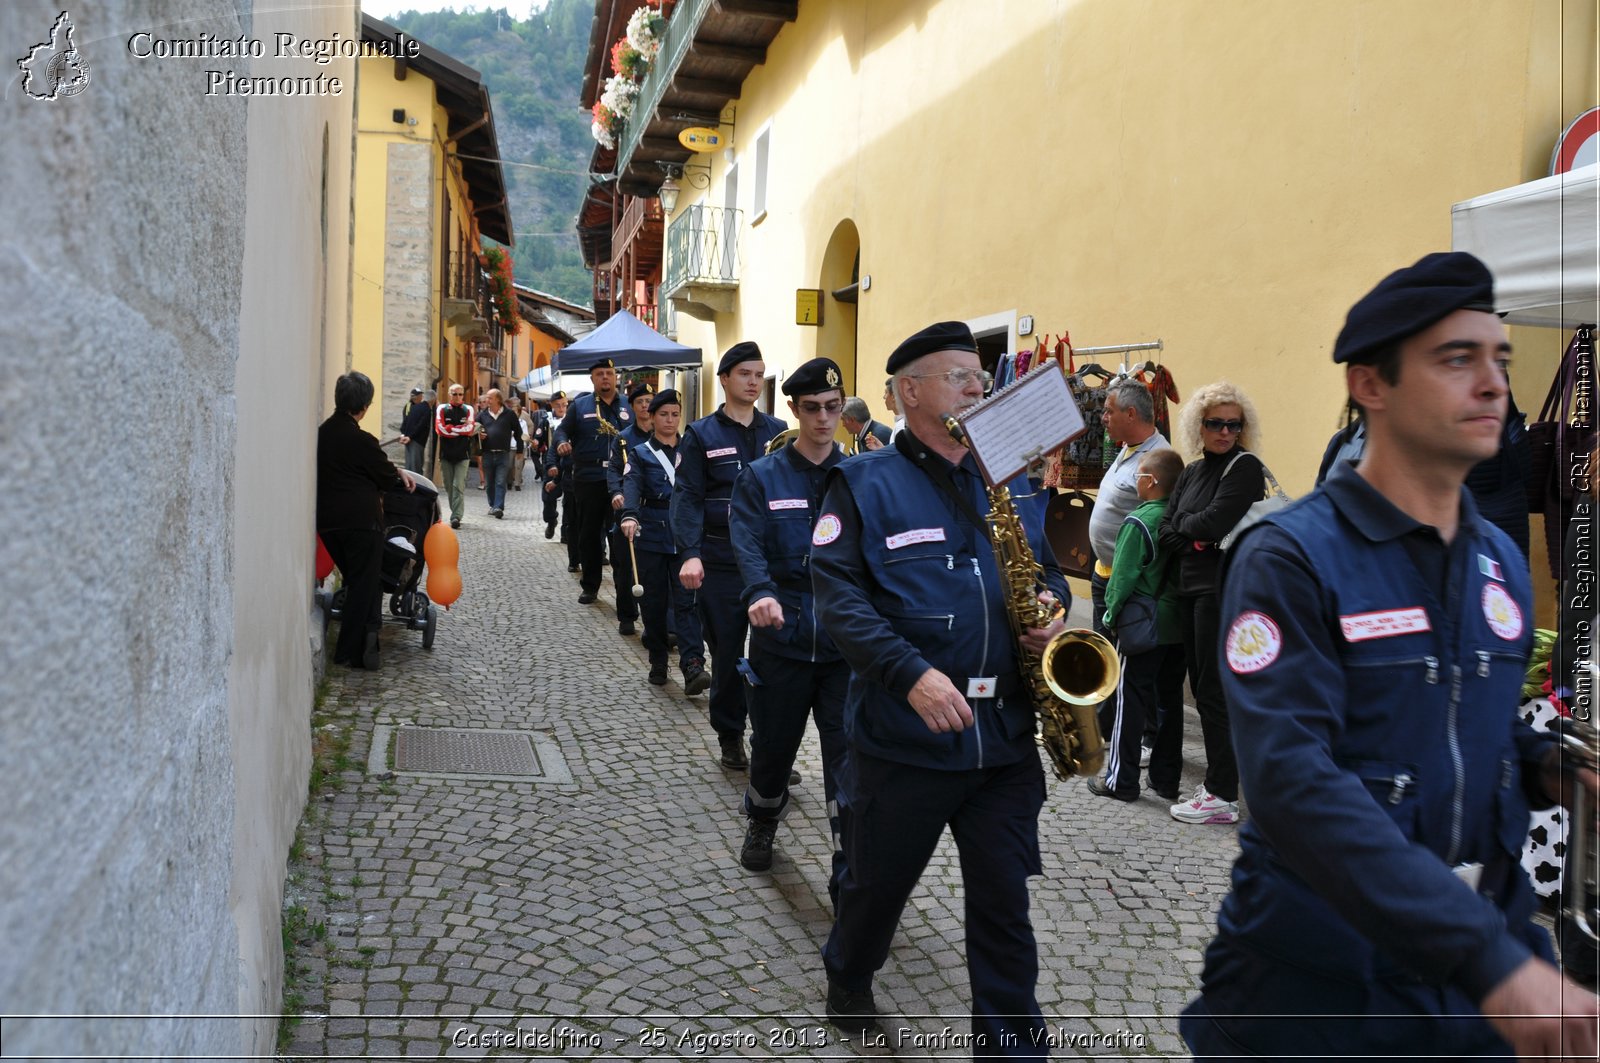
[1157,381,1266,825]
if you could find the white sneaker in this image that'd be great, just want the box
[1139,743,1153,768]
[1169,784,1239,825]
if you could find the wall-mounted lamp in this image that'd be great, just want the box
[656,161,710,214]
[658,173,681,213]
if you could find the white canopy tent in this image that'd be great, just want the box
[1451,163,1599,328]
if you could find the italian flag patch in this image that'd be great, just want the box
[1478,555,1503,581]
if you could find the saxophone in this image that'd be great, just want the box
[945,416,1114,779]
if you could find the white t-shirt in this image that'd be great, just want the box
[1087,430,1170,566]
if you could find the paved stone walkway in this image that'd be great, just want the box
[280,476,1244,1060]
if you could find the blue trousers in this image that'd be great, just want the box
[823,748,1048,1058]
[744,651,851,903]
[481,450,510,511]
[636,548,701,673]
[697,564,749,738]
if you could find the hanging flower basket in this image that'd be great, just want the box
[626,7,666,62]
[610,38,647,80]
[481,247,520,334]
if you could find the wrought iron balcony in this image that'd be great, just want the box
[664,203,741,320]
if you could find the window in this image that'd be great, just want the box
[723,159,739,213]
[753,124,770,221]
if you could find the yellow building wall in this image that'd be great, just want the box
[663,0,1596,609]
[351,63,439,433]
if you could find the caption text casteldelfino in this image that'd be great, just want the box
[125,31,420,96]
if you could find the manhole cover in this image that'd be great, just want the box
[373,725,574,784]
[395,728,538,774]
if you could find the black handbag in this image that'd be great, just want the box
[1115,593,1160,657]
[1528,325,1595,515]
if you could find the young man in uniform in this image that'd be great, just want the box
[621,390,705,690]
[607,383,655,637]
[434,384,475,529]
[556,359,628,605]
[1183,252,1599,1059]
[729,358,850,886]
[672,342,787,758]
[811,321,1068,1051]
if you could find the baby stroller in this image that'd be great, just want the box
[324,473,443,649]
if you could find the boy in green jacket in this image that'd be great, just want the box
[1090,447,1185,802]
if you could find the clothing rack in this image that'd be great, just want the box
[1070,340,1163,372]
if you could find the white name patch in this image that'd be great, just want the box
[769,498,808,511]
[706,446,738,458]
[584,412,598,419]
[1339,607,1431,642]
[886,528,947,551]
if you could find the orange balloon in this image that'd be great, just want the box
[423,521,459,567]
[426,565,461,609]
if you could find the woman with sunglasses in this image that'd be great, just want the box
[1156,381,1266,825]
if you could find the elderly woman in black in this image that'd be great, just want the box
[1157,381,1265,826]
[317,372,415,669]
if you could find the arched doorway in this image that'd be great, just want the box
[817,220,860,397]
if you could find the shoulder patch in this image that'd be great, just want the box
[1225,611,1283,674]
[1482,582,1523,641]
[812,513,843,547]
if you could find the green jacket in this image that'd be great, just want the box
[1102,497,1180,645]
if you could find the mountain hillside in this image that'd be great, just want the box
[378,2,596,307]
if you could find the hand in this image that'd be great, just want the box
[543,481,555,494]
[399,471,417,493]
[908,668,974,734]
[679,557,704,590]
[1481,956,1598,1059]
[558,442,572,457]
[399,434,410,445]
[612,494,624,511]
[1019,596,1066,655]
[748,596,784,630]
[863,433,883,451]
[621,519,638,541]
[546,467,558,478]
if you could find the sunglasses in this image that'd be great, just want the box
[1202,418,1244,433]
[797,400,844,415]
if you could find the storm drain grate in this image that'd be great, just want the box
[377,726,574,783]
[395,728,539,774]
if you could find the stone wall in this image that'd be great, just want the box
[383,142,435,433]
[0,0,354,1054]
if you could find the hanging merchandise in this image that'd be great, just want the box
[1134,362,1181,441]
[1054,337,1119,490]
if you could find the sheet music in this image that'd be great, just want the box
[957,361,1085,487]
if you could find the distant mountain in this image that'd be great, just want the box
[378,2,595,307]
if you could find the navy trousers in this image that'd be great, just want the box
[823,748,1048,1058]
[636,548,702,673]
[609,524,638,623]
[697,564,750,738]
[570,479,609,594]
[744,651,851,901]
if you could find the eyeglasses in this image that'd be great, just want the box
[908,368,993,390]
[796,399,844,415]
[1135,471,1158,484]
[1202,418,1244,433]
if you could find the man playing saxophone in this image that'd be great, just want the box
[810,321,1066,1058]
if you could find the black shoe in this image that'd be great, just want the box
[718,735,749,771]
[578,591,598,605]
[492,508,504,519]
[559,534,570,544]
[1086,775,1138,802]
[545,522,556,540]
[619,619,637,636]
[568,564,580,573]
[683,663,711,696]
[825,981,880,1035]
[514,485,521,491]
[789,769,801,786]
[451,518,461,529]
[667,633,678,648]
[648,663,668,686]
[1152,786,1180,802]
[740,818,777,871]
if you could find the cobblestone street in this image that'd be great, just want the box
[280,477,1245,1060]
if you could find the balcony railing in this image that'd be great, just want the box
[665,204,742,294]
[617,0,713,173]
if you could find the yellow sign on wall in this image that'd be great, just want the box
[678,127,723,152]
[795,289,822,326]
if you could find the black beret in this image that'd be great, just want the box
[717,341,763,375]
[648,389,680,414]
[782,357,845,397]
[628,382,655,403]
[551,390,567,401]
[886,321,978,374]
[589,357,615,372]
[1333,251,1496,365]
[410,386,424,394]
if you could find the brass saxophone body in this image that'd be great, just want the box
[944,416,1114,780]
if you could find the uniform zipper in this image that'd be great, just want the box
[1388,773,1413,805]
[973,556,989,769]
[1446,664,1466,864]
